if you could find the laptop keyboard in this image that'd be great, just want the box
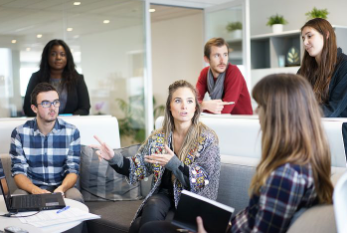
[17,195,41,208]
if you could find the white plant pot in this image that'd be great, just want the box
[272,24,283,33]
[231,29,242,39]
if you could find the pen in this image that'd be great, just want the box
[56,206,70,214]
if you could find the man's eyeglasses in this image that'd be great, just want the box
[38,100,60,108]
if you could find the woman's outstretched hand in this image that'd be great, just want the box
[144,144,174,167]
[90,135,115,161]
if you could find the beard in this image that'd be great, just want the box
[211,63,227,75]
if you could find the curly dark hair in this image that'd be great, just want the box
[38,39,78,89]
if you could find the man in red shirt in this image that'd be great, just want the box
[196,38,253,114]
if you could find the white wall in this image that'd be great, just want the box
[250,0,347,36]
[151,13,204,107]
[79,24,145,117]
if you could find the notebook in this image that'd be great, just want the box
[172,190,234,233]
[0,158,65,213]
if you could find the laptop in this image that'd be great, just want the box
[0,158,65,213]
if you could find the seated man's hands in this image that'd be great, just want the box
[90,135,115,161]
[201,99,230,114]
[31,186,51,194]
[53,186,65,197]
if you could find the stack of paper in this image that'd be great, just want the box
[18,208,100,228]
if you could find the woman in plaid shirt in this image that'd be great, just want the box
[194,73,334,233]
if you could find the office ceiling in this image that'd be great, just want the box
[0,0,226,51]
[0,0,145,37]
[150,5,202,22]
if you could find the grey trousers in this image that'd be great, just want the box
[13,187,84,203]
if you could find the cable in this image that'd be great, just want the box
[0,210,41,218]
[0,213,14,217]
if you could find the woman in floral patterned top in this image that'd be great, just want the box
[93,80,221,233]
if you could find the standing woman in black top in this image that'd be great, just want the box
[23,39,91,116]
[299,18,347,116]
[299,18,347,157]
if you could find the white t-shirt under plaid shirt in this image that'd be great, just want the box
[10,118,80,186]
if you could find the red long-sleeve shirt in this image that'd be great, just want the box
[196,63,253,115]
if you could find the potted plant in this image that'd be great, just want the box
[226,22,242,39]
[266,14,288,34]
[116,95,164,146]
[305,7,329,20]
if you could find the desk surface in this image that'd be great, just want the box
[0,198,89,233]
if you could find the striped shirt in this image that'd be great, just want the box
[10,118,80,186]
[231,163,318,233]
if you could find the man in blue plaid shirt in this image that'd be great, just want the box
[10,83,83,202]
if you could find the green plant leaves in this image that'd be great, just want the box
[305,7,329,20]
[266,14,288,26]
[226,22,242,32]
[116,95,165,144]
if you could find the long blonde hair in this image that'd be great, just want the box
[250,73,333,204]
[162,80,202,162]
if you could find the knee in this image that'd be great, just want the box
[145,195,167,207]
[145,197,159,207]
[13,189,29,195]
[65,188,84,203]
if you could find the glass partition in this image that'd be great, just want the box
[0,0,148,146]
[205,6,243,65]
[204,0,250,89]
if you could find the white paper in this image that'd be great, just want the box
[18,208,100,228]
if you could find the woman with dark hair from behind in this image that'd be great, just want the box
[298,18,347,156]
[23,39,90,116]
[152,74,334,233]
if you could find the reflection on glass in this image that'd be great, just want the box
[205,6,243,66]
[0,0,147,145]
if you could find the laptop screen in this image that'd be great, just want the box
[0,158,12,207]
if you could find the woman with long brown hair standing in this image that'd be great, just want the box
[299,18,347,114]
[298,18,347,157]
